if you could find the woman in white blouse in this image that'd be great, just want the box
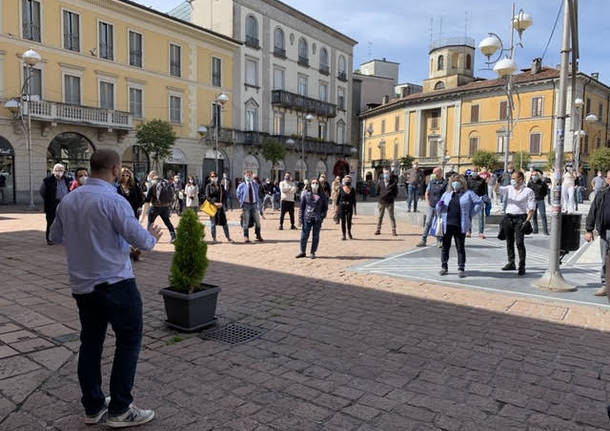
[184,176,199,211]
[562,165,576,214]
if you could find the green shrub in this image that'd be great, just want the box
[169,209,208,294]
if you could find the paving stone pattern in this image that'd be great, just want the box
[1,209,610,430]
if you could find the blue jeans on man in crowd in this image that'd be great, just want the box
[407,184,419,211]
[209,214,230,241]
[532,199,548,234]
[73,278,143,417]
[300,219,322,254]
[242,202,261,238]
[421,205,439,244]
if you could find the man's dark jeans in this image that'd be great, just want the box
[73,279,143,416]
[300,219,322,254]
[407,184,419,211]
[532,199,548,234]
[148,206,175,236]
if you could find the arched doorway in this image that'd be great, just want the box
[203,149,226,179]
[295,159,307,181]
[47,132,95,176]
[316,160,327,177]
[272,160,285,183]
[243,155,259,176]
[0,137,15,204]
[122,145,150,183]
[163,148,187,181]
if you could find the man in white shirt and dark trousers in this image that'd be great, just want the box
[50,150,162,428]
[499,170,535,276]
[279,172,297,230]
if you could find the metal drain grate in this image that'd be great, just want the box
[200,323,264,345]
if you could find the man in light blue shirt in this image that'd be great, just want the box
[50,149,161,428]
[236,169,263,242]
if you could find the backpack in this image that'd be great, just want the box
[155,180,174,205]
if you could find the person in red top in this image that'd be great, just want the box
[70,167,89,191]
[478,166,491,182]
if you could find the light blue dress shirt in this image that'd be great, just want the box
[50,178,157,294]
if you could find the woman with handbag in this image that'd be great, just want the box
[204,171,233,243]
[117,167,144,260]
[184,176,199,211]
[498,170,535,276]
[436,174,485,278]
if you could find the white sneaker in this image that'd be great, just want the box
[106,405,155,428]
[84,396,110,425]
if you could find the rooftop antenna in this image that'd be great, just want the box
[429,17,434,45]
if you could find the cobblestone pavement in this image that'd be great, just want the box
[2,207,610,430]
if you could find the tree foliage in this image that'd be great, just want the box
[471,150,499,169]
[512,151,531,171]
[169,209,208,294]
[136,119,176,170]
[262,137,286,181]
[589,148,610,172]
[544,150,556,172]
[400,155,415,169]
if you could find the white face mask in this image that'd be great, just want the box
[54,171,64,179]
[311,184,319,193]
[211,177,218,183]
[78,176,88,185]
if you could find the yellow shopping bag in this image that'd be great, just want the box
[200,200,218,217]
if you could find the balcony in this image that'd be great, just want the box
[298,56,309,67]
[337,71,347,82]
[319,64,330,76]
[273,47,286,59]
[218,129,343,155]
[272,89,337,118]
[27,100,133,130]
[245,36,260,49]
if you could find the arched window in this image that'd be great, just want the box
[245,15,258,47]
[466,54,472,70]
[273,27,284,55]
[338,55,346,80]
[298,38,308,65]
[434,81,445,90]
[452,53,459,69]
[320,48,329,74]
[47,132,95,173]
[437,55,444,71]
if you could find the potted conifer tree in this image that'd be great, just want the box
[159,209,220,331]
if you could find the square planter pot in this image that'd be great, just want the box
[159,283,220,332]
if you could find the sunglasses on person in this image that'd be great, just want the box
[210,175,217,178]
[121,174,131,177]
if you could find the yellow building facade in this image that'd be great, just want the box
[0,0,239,204]
[360,40,610,180]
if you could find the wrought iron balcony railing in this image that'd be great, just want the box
[271,90,337,118]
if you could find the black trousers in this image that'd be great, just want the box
[339,208,353,236]
[45,201,59,242]
[280,200,295,227]
[504,214,527,269]
[441,224,466,271]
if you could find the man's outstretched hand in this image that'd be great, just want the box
[148,224,163,242]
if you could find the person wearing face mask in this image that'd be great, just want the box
[417,167,446,247]
[70,167,89,191]
[118,168,145,261]
[498,171,535,276]
[279,172,297,230]
[40,163,73,245]
[318,174,331,198]
[436,174,483,278]
[526,169,549,235]
[562,164,576,214]
[375,167,398,236]
[337,175,357,240]
[296,178,328,259]
[184,175,199,211]
[205,171,232,243]
[500,163,514,213]
[466,168,488,239]
[220,172,232,211]
[236,169,263,243]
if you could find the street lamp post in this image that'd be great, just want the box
[22,48,41,209]
[214,93,229,175]
[572,97,584,173]
[479,4,532,172]
[301,113,314,180]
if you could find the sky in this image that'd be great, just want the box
[135,0,610,85]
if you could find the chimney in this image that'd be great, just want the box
[382,95,390,104]
[592,72,600,80]
[531,58,542,75]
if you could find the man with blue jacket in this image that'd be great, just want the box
[236,169,263,243]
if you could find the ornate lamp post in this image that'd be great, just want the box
[214,93,229,175]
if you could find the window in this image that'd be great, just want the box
[497,135,505,153]
[99,81,114,109]
[381,120,386,134]
[246,59,258,86]
[470,104,479,122]
[368,146,372,161]
[64,75,80,105]
[337,121,345,145]
[170,44,181,77]
[318,122,327,140]
[298,38,308,66]
[395,116,400,131]
[298,75,308,96]
[599,103,604,118]
[212,57,222,87]
[63,10,80,51]
[337,87,345,110]
[586,98,591,115]
[23,0,41,42]
[246,104,258,131]
[469,137,479,156]
[273,27,285,57]
[245,15,259,48]
[466,54,472,70]
[338,56,346,80]
[437,55,444,70]
[25,67,41,99]
[529,133,541,154]
[273,67,284,90]
[434,81,445,90]
[499,101,508,120]
[297,116,304,136]
[584,135,589,154]
[99,21,114,60]
[273,111,284,135]
[169,95,181,123]
[319,48,329,74]
[319,82,328,102]
[394,141,398,159]
[211,102,222,127]
[531,97,543,117]
[431,113,439,129]
[129,87,143,118]
[129,31,142,68]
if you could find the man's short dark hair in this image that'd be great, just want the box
[513,171,525,181]
[75,167,88,175]
[90,150,120,174]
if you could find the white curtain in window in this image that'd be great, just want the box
[100,82,114,109]
[64,75,80,105]
[319,83,328,102]
[273,68,284,90]
[246,60,257,86]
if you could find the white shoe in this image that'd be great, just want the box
[84,396,111,425]
[106,405,155,428]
